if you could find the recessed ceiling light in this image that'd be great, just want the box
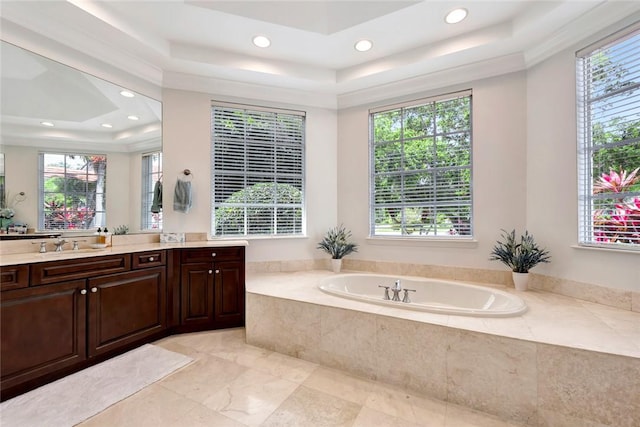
[41,121,54,127]
[445,8,468,24]
[252,35,271,48]
[127,115,140,121]
[101,123,113,128]
[120,90,135,98]
[354,39,373,52]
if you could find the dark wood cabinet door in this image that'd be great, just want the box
[180,263,214,326]
[87,267,166,357]
[1,280,87,391]
[213,261,245,328]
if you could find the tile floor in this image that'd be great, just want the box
[79,328,521,427]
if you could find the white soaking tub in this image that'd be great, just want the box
[318,273,527,317]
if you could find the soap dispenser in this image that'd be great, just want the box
[103,227,112,247]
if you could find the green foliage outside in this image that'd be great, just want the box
[372,96,472,236]
[214,182,302,236]
[42,154,106,230]
[586,39,640,246]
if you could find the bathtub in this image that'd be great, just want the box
[318,273,527,317]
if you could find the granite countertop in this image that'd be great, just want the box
[0,239,249,267]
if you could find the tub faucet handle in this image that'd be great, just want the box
[378,285,391,300]
[402,288,416,303]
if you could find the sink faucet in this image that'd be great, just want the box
[391,280,402,301]
[53,239,67,252]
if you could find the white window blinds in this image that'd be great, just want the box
[211,103,305,237]
[370,91,473,238]
[577,26,640,249]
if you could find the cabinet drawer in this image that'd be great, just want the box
[1,265,29,291]
[31,254,131,286]
[180,246,244,263]
[132,250,166,269]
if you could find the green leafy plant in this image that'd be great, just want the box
[113,225,129,235]
[489,229,551,273]
[317,224,358,259]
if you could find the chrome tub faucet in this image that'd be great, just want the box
[380,279,416,303]
[391,280,402,301]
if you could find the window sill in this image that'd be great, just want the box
[571,244,640,255]
[366,236,478,249]
[209,234,307,241]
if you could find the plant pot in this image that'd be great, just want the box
[512,272,529,291]
[331,259,342,273]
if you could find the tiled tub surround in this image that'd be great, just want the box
[246,271,640,427]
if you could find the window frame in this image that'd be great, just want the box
[141,151,163,231]
[369,90,474,239]
[576,25,640,251]
[210,101,306,238]
[38,152,107,231]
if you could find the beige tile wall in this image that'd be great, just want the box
[246,292,640,427]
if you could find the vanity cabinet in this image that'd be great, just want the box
[180,246,245,330]
[1,279,87,392]
[0,250,167,399]
[0,244,245,400]
[88,267,166,357]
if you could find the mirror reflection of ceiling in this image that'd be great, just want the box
[1,1,639,106]
[0,42,162,153]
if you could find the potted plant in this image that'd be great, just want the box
[317,224,358,273]
[489,229,551,291]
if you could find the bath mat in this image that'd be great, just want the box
[0,344,192,427]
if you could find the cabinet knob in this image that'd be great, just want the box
[80,289,87,295]
[212,252,216,257]
[208,270,213,274]
[91,287,98,293]
[149,257,155,262]
[215,269,220,274]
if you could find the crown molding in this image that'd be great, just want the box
[524,4,640,68]
[337,53,526,109]
[162,71,339,110]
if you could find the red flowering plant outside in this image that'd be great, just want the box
[44,199,95,230]
[592,167,640,245]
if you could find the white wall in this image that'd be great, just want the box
[337,72,528,269]
[161,88,338,263]
[526,49,640,291]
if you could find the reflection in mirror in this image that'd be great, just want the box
[0,41,162,234]
[0,153,4,209]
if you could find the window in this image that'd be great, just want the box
[141,152,163,230]
[577,27,640,249]
[211,103,305,237]
[39,153,106,230]
[370,91,473,238]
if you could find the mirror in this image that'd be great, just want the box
[0,41,162,235]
